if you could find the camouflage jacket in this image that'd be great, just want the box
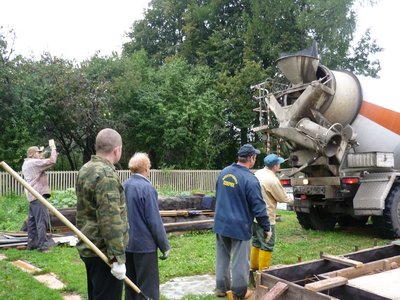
[76,155,128,263]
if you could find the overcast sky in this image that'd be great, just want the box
[0,0,397,80]
[355,0,398,81]
[0,0,150,61]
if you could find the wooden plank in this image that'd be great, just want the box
[321,254,363,268]
[305,276,348,292]
[159,210,214,217]
[327,256,400,279]
[258,273,336,300]
[163,219,214,227]
[260,281,288,300]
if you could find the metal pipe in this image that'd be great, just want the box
[0,161,151,300]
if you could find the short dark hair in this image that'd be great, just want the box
[95,128,122,154]
[238,155,253,163]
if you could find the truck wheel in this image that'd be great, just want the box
[372,185,400,238]
[338,216,369,227]
[309,206,337,230]
[296,212,313,229]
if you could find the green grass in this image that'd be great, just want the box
[0,196,394,299]
[0,195,27,231]
[0,259,63,300]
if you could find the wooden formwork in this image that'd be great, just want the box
[255,243,400,300]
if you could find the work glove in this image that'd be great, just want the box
[111,262,126,280]
[264,230,272,243]
[159,249,170,260]
[48,139,56,150]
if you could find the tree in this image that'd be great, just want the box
[123,0,382,156]
[111,53,225,168]
[123,0,189,65]
[0,28,38,169]
[11,54,119,170]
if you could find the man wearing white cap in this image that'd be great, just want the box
[250,153,293,271]
[22,140,57,252]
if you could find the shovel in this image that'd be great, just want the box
[0,161,152,300]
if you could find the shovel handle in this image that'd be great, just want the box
[0,161,151,300]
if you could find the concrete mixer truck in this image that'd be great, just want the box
[252,45,400,238]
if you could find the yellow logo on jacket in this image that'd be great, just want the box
[222,174,238,188]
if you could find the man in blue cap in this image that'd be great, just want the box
[250,153,293,271]
[213,144,271,299]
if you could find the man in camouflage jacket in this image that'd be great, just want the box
[76,128,128,300]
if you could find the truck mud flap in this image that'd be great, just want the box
[293,199,311,213]
[353,172,400,215]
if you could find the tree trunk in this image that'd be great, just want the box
[240,127,248,145]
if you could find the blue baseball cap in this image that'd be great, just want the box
[237,144,261,157]
[264,154,285,167]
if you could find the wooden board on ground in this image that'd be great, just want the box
[321,254,363,268]
[304,276,348,292]
[323,255,400,279]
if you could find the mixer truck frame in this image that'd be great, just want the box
[252,45,400,238]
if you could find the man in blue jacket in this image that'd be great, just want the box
[124,152,170,300]
[213,144,271,299]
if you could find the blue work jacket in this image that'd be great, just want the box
[124,174,170,253]
[213,163,270,240]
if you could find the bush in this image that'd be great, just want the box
[49,188,77,208]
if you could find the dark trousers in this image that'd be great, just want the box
[215,234,250,297]
[81,256,123,300]
[125,252,159,300]
[27,199,50,250]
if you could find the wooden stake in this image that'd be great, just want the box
[226,290,234,300]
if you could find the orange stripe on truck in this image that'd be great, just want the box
[359,100,400,135]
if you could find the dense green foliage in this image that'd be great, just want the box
[0,1,382,170]
[49,189,77,208]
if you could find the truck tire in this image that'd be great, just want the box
[296,212,313,229]
[337,216,369,227]
[309,206,337,230]
[372,185,400,238]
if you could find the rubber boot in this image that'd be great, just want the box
[258,249,273,271]
[250,246,259,271]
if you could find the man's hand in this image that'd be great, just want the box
[288,193,294,205]
[111,262,126,280]
[159,249,170,260]
[264,230,272,243]
[48,139,56,150]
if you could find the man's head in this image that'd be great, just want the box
[237,144,261,168]
[238,144,260,157]
[27,146,43,158]
[95,128,122,164]
[128,152,151,177]
[264,153,285,172]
